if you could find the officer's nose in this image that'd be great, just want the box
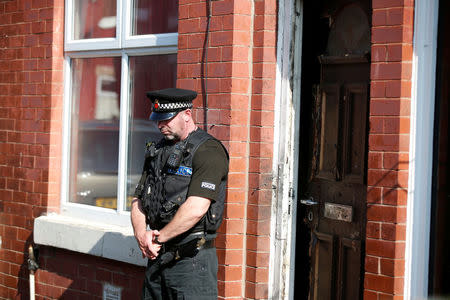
[158,120,168,128]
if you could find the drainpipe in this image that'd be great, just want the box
[27,245,39,300]
[202,0,212,132]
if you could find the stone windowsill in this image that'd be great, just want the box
[34,214,147,267]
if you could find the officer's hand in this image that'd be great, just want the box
[148,230,162,259]
[137,230,161,260]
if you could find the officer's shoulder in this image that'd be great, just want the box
[195,139,228,162]
[198,139,223,150]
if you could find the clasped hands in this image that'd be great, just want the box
[137,229,163,260]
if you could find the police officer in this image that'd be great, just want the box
[131,88,229,299]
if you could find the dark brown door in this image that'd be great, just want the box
[295,2,371,299]
[302,57,369,300]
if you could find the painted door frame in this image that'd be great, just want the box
[404,0,440,298]
[269,0,303,299]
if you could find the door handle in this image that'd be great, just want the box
[300,198,318,206]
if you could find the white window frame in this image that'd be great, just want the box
[60,0,178,227]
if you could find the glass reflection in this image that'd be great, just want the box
[125,54,177,211]
[70,57,122,209]
[73,0,117,40]
[132,0,178,35]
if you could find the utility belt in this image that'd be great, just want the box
[158,233,215,267]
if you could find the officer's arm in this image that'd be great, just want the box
[157,196,211,243]
[131,198,161,259]
[131,198,147,239]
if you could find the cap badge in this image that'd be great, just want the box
[154,99,159,110]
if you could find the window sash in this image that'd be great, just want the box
[64,0,177,51]
[61,50,177,224]
[62,0,178,225]
[64,0,122,51]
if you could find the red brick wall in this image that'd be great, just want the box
[246,2,276,298]
[0,0,65,298]
[178,0,276,298]
[365,0,414,299]
[35,247,144,299]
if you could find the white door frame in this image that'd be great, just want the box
[404,0,440,298]
[268,0,303,299]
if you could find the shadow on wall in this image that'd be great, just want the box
[366,156,409,210]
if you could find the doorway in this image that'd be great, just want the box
[294,1,371,299]
[429,0,450,297]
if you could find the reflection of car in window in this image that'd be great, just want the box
[74,119,162,209]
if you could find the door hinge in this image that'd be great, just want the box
[289,187,295,198]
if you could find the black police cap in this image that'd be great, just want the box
[146,88,197,121]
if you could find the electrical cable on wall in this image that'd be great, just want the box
[202,0,212,132]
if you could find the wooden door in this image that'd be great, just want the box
[295,2,371,299]
[302,57,369,300]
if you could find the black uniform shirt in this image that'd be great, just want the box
[187,139,228,202]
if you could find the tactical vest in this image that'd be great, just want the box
[140,129,228,235]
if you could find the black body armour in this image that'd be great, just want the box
[140,129,228,236]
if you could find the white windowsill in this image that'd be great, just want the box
[34,213,147,267]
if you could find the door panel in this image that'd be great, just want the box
[342,84,368,183]
[338,238,361,300]
[318,84,341,180]
[311,232,334,300]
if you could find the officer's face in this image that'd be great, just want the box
[157,110,188,141]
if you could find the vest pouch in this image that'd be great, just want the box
[162,197,182,213]
[160,174,191,224]
[159,200,179,221]
[159,193,187,223]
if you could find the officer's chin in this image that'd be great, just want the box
[163,134,180,142]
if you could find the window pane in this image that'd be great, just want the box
[125,54,177,211]
[73,0,117,40]
[70,57,122,209]
[131,0,178,35]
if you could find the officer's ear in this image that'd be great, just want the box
[182,109,192,121]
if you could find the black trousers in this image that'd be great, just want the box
[142,247,218,299]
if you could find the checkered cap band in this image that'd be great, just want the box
[155,101,193,111]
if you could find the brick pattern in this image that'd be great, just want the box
[178,0,275,298]
[245,1,276,299]
[365,0,414,298]
[0,0,65,298]
[34,247,144,299]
